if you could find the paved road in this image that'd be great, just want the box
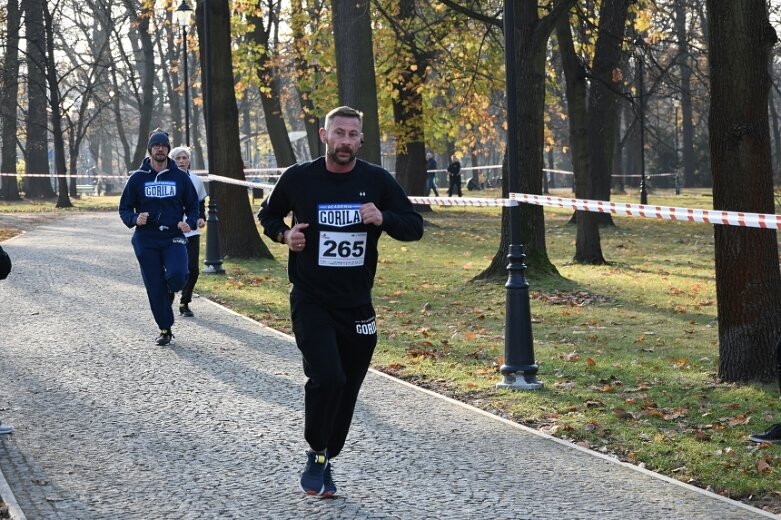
[0,212,775,520]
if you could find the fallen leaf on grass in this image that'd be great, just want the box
[756,459,772,473]
[613,408,636,420]
[727,415,750,427]
[563,351,580,362]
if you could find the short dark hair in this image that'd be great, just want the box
[325,106,363,129]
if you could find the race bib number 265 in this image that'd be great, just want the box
[318,231,367,267]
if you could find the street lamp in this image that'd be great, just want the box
[496,0,542,391]
[673,99,681,194]
[635,39,648,205]
[174,0,193,147]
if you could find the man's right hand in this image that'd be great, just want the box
[136,212,149,226]
[285,222,309,251]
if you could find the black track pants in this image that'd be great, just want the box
[180,235,200,305]
[291,292,377,459]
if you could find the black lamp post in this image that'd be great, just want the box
[673,99,681,195]
[174,0,193,147]
[198,0,224,275]
[635,40,648,205]
[496,0,542,391]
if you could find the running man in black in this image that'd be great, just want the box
[258,106,423,497]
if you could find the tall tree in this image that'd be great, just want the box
[331,0,381,164]
[22,0,55,199]
[0,0,21,201]
[289,0,327,160]
[577,0,630,263]
[43,2,73,208]
[466,0,575,279]
[121,0,156,170]
[674,0,697,188]
[198,0,271,258]
[375,0,428,195]
[707,0,781,382]
[246,0,296,168]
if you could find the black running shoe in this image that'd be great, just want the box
[155,329,173,346]
[322,461,337,498]
[749,423,781,444]
[299,450,327,496]
[179,304,194,317]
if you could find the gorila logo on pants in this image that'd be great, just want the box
[355,316,377,335]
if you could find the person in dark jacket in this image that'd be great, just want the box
[119,129,199,346]
[258,106,423,498]
[447,154,462,197]
[425,152,439,197]
[0,244,13,435]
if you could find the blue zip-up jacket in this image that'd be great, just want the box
[118,157,199,237]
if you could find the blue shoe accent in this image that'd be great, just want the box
[322,462,337,497]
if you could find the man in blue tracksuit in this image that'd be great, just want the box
[119,130,199,345]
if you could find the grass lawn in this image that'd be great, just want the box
[2,187,780,512]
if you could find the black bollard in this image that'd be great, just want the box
[497,243,542,389]
[202,196,225,274]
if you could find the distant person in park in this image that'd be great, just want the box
[447,154,462,197]
[169,146,207,318]
[0,244,13,435]
[425,151,439,197]
[466,171,482,191]
[748,335,781,444]
[119,129,199,346]
[258,106,423,497]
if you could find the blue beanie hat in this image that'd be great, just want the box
[147,129,170,153]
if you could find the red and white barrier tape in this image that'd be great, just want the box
[408,196,517,207]
[3,169,775,230]
[511,193,781,230]
[205,174,276,192]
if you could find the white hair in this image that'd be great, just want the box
[169,146,191,160]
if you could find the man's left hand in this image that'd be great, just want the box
[360,203,383,226]
[178,221,192,233]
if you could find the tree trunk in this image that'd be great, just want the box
[675,0,697,188]
[43,3,72,209]
[248,10,296,168]
[707,0,781,383]
[165,14,185,148]
[0,0,21,201]
[477,1,576,280]
[123,0,155,169]
[555,9,605,264]
[290,0,323,160]
[332,0,381,165]
[587,0,629,218]
[23,0,55,199]
[199,0,272,259]
[389,0,427,196]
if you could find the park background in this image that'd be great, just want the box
[1,0,781,514]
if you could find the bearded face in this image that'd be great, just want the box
[322,116,363,166]
[150,144,169,163]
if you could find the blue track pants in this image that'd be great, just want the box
[132,232,189,330]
